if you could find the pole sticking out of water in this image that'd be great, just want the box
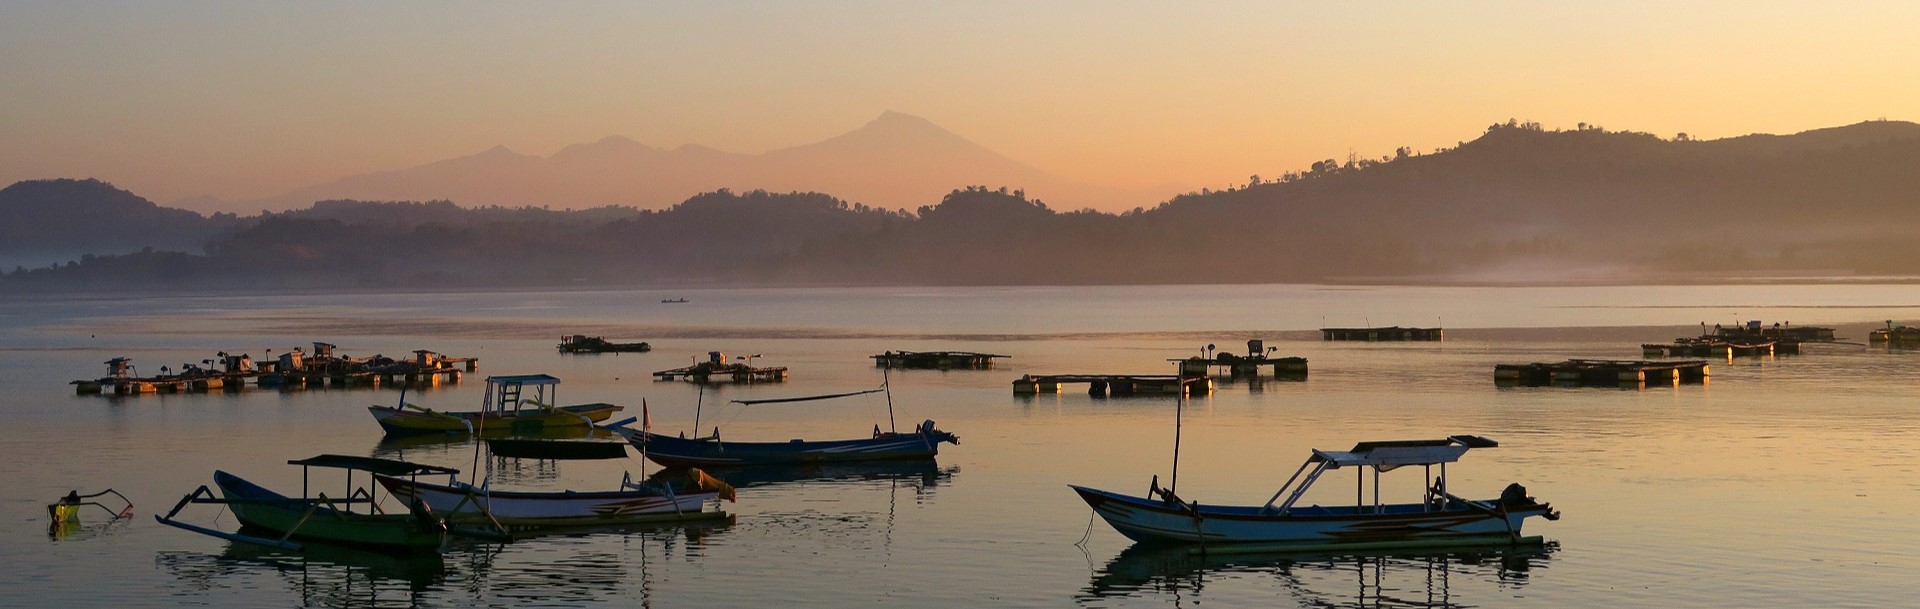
[1171,361,1184,496]
[693,384,705,438]
[883,362,897,433]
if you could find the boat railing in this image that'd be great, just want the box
[1264,459,1332,515]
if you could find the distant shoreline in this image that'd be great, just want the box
[3,275,1917,304]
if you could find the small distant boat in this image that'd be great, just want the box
[661,298,689,304]
[367,374,622,435]
[1072,435,1559,551]
[156,455,457,551]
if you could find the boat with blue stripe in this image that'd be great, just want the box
[622,420,957,467]
[610,372,958,468]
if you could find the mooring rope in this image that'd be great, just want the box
[1074,508,1096,548]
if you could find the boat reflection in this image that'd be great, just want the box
[370,425,609,458]
[1079,542,1554,608]
[706,459,958,492]
[155,524,724,608]
[47,517,132,542]
[156,540,452,607]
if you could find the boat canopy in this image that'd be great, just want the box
[1309,435,1497,470]
[286,454,460,477]
[487,374,561,386]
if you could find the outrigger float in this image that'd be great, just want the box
[367,374,622,435]
[48,488,133,525]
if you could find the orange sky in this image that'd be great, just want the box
[3,1,1916,209]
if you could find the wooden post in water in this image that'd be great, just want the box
[1171,362,1185,496]
[883,361,897,433]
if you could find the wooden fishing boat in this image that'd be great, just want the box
[368,374,622,435]
[623,423,958,467]
[1071,435,1559,551]
[610,380,958,467]
[374,467,733,530]
[156,455,457,551]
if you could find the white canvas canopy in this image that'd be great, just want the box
[1265,435,1500,513]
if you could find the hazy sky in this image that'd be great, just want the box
[3,1,1916,207]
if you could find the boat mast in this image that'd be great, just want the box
[1171,361,1185,495]
[692,384,705,438]
[883,361,897,433]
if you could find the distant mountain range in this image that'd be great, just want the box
[233,111,1164,213]
[6,119,1920,290]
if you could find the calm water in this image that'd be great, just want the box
[4,284,1919,608]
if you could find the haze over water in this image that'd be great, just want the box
[3,284,1918,607]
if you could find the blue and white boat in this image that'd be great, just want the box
[610,376,958,468]
[621,421,958,467]
[1071,435,1559,552]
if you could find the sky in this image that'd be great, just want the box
[3,1,1917,208]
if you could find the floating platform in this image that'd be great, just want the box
[654,352,787,384]
[1321,327,1444,341]
[1869,324,1920,344]
[1642,339,1781,358]
[1012,374,1212,396]
[653,365,787,384]
[871,350,1009,369]
[1171,356,1308,378]
[1714,321,1834,343]
[1170,340,1307,380]
[558,335,652,353]
[1495,359,1709,387]
[72,343,475,396]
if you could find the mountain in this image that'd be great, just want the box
[246,112,1153,212]
[0,179,231,268]
[12,119,1920,291]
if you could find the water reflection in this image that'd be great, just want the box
[1079,543,1554,608]
[369,426,607,460]
[154,525,726,608]
[710,460,957,492]
[46,518,132,542]
[157,541,451,607]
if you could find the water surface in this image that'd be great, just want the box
[4,284,1918,607]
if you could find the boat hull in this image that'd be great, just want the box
[368,403,622,435]
[375,475,716,526]
[626,430,953,467]
[213,471,445,550]
[1070,485,1552,550]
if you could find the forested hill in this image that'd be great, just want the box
[0,179,237,268]
[6,120,1920,291]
